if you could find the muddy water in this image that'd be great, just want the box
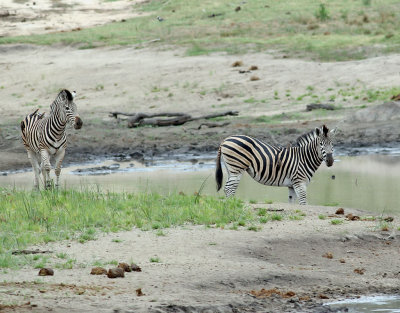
[328,295,400,312]
[0,153,399,214]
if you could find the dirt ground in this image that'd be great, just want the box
[1,2,400,312]
[1,204,399,313]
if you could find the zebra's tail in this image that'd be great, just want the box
[215,145,223,191]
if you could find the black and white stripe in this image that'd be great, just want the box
[21,89,82,189]
[215,125,335,205]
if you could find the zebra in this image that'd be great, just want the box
[21,89,83,189]
[215,125,335,205]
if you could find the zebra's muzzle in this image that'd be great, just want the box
[74,116,83,129]
[326,153,334,167]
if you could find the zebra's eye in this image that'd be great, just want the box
[65,106,70,110]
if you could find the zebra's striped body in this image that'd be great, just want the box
[21,90,82,189]
[215,125,335,205]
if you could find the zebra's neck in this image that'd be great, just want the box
[295,138,323,178]
[46,108,67,142]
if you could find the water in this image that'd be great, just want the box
[0,152,399,214]
[328,295,400,312]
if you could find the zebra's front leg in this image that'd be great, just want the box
[293,182,307,205]
[27,150,41,190]
[40,149,52,189]
[288,186,297,204]
[224,173,243,197]
[54,148,65,188]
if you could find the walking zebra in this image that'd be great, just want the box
[215,125,335,205]
[21,89,83,189]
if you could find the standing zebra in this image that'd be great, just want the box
[215,125,335,205]
[21,89,83,189]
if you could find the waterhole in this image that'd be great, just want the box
[1,151,399,214]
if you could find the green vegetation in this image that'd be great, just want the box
[331,219,344,225]
[0,188,249,268]
[318,214,326,220]
[0,0,399,61]
[150,256,161,263]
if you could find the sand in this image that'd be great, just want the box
[1,204,399,312]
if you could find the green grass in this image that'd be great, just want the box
[331,219,344,225]
[150,257,161,263]
[0,0,399,61]
[0,188,249,268]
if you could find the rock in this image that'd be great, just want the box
[118,262,131,272]
[354,268,365,275]
[107,268,125,278]
[131,263,142,272]
[346,214,360,221]
[339,259,346,263]
[136,288,144,296]
[38,268,54,276]
[90,267,107,275]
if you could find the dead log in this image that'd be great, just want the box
[198,122,230,129]
[306,103,336,111]
[12,249,53,255]
[110,110,238,128]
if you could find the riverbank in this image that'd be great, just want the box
[0,200,399,313]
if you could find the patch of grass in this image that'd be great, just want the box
[318,214,326,220]
[270,213,283,221]
[247,225,260,231]
[55,258,76,269]
[331,219,344,225]
[156,230,166,236]
[150,257,161,263]
[56,252,68,259]
[323,202,340,207]
[111,239,123,243]
[0,189,249,268]
[1,0,399,61]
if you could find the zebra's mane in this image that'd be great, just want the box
[50,89,72,112]
[293,129,318,147]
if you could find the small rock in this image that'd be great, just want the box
[107,268,125,278]
[131,263,142,272]
[38,268,54,276]
[346,214,360,221]
[335,208,344,215]
[235,6,241,12]
[322,252,333,259]
[339,259,346,263]
[90,267,107,275]
[319,294,329,299]
[250,75,260,81]
[118,262,132,272]
[136,288,144,296]
[384,217,394,222]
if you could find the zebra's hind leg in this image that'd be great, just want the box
[54,148,65,188]
[293,182,307,205]
[40,149,52,189]
[27,150,41,189]
[288,187,297,204]
[224,172,243,197]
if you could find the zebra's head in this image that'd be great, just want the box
[56,89,83,130]
[315,125,335,167]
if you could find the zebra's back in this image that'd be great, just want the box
[220,135,294,186]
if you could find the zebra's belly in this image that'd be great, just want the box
[248,170,293,187]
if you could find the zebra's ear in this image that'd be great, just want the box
[330,127,337,135]
[315,127,321,136]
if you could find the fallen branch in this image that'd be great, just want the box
[306,103,336,111]
[198,122,230,129]
[12,249,53,255]
[110,111,238,128]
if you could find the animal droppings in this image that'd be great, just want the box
[107,268,125,278]
[131,263,142,272]
[231,60,243,67]
[136,288,144,296]
[118,262,132,272]
[335,208,344,215]
[90,267,107,275]
[38,268,54,276]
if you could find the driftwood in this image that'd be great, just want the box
[306,103,336,111]
[110,111,238,128]
[12,249,53,255]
